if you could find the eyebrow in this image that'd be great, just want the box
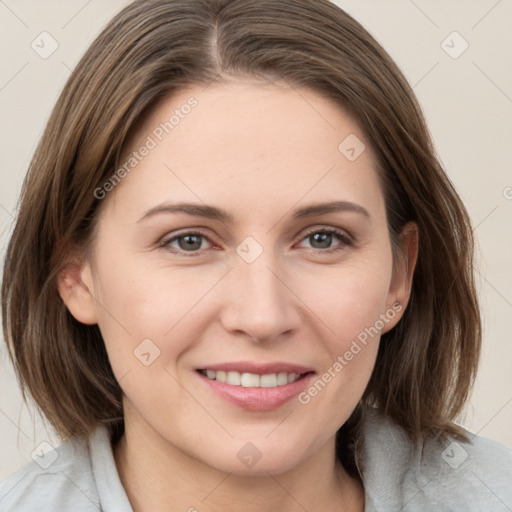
[137,200,370,223]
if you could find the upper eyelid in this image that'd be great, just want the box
[300,226,351,238]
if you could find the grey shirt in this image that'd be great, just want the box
[1,407,511,511]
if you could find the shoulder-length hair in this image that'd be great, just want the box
[1,0,480,478]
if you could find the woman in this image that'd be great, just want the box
[1,0,511,510]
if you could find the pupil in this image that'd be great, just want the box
[311,232,332,248]
[179,235,201,251]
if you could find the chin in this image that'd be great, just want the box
[197,437,317,477]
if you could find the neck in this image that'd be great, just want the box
[114,413,364,512]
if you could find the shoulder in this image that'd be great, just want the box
[0,430,100,511]
[358,406,512,511]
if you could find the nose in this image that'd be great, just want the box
[219,253,301,344]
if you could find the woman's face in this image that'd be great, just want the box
[63,80,414,475]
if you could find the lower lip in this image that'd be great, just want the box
[197,371,315,411]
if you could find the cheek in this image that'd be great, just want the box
[301,255,393,344]
[287,261,394,450]
[91,257,227,373]
[296,252,393,400]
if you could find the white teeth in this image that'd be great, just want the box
[288,372,298,383]
[241,373,260,387]
[201,370,303,387]
[226,371,241,386]
[277,372,288,385]
[260,373,277,387]
[216,370,227,383]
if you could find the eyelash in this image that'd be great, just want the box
[159,227,353,256]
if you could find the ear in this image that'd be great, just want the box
[382,222,418,333]
[57,257,98,325]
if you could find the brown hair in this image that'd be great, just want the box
[1,0,480,477]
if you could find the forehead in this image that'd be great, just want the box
[111,80,383,220]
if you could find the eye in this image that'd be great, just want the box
[159,227,352,256]
[297,228,352,251]
[161,230,213,254]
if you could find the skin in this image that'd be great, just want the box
[59,79,418,512]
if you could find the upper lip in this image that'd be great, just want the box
[197,361,315,375]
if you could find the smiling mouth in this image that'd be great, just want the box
[197,369,312,388]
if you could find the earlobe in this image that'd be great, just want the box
[383,222,419,332]
[57,259,98,325]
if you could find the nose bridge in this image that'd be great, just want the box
[221,245,299,342]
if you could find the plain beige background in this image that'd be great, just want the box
[0,0,511,479]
